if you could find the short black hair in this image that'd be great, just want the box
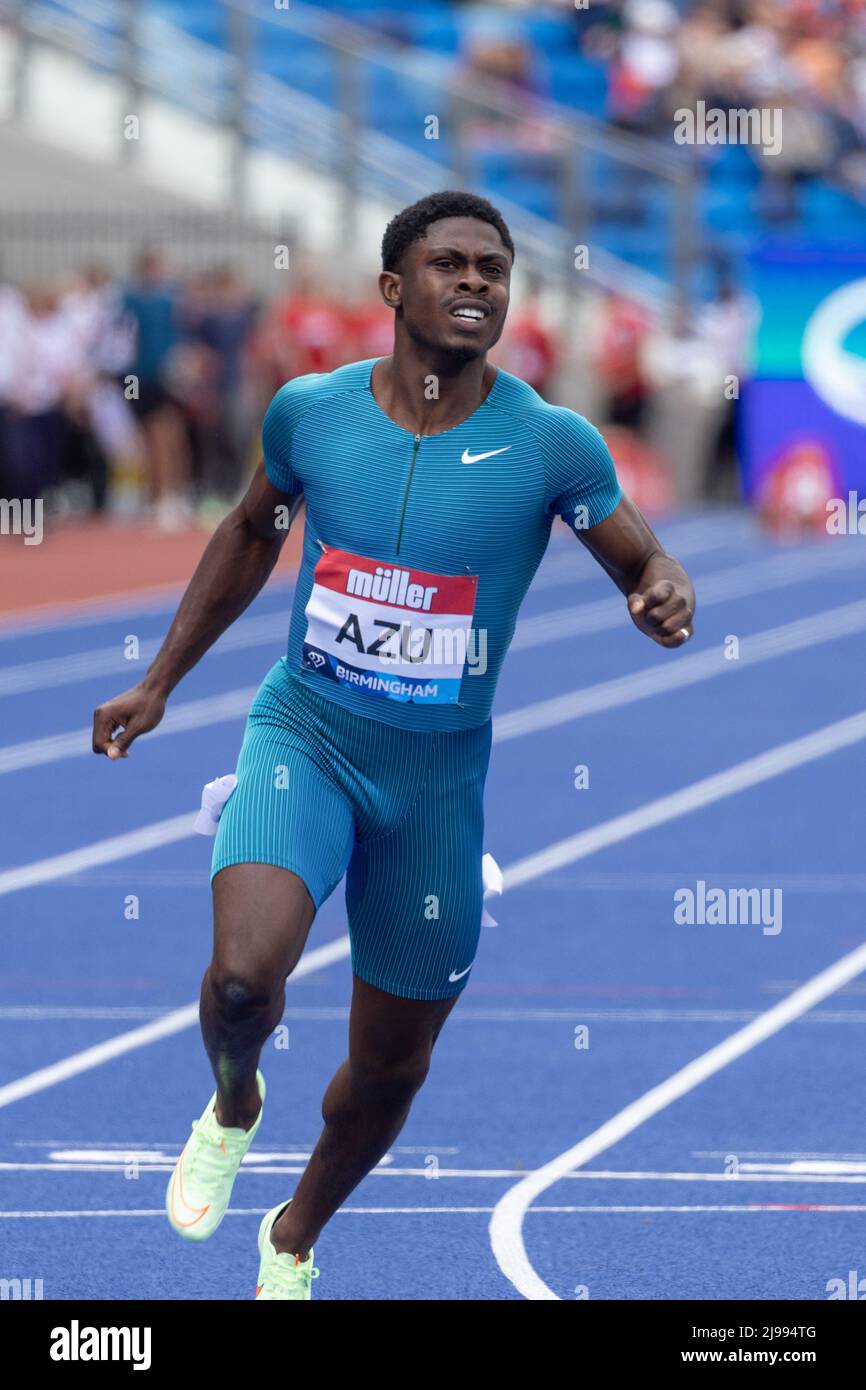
[381,191,515,272]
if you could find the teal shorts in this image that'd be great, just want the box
[212,659,493,1001]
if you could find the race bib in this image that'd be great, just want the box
[301,545,478,705]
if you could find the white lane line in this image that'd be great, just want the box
[0,936,350,1111]
[534,872,866,893]
[26,870,866,894]
[0,1203,861,1219]
[739,1161,866,1174]
[3,1005,866,1024]
[0,514,734,650]
[495,598,866,742]
[0,612,287,697]
[0,583,189,640]
[503,708,866,892]
[696,1149,866,1160]
[0,814,197,897]
[510,542,866,651]
[2,1162,865,1182]
[0,576,294,640]
[1,706,865,1104]
[0,688,258,776]
[489,939,866,1300]
[530,526,749,592]
[0,517,737,683]
[5,588,866,777]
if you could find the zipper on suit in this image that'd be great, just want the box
[395,434,421,556]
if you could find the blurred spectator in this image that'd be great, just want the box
[348,294,396,361]
[122,248,193,531]
[492,277,560,398]
[455,19,557,157]
[641,291,721,401]
[255,267,350,390]
[697,269,760,500]
[61,265,139,513]
[181,266,260,507]
[608,0,680,133]
[581,0,866,214]
[590,289,652,429]
[640,283,758,502]
[0,285,79,504]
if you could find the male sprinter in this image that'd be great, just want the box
[92,192,695,1300]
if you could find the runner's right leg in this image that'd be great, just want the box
[166,864,320,1241]
[202,862,316,1129]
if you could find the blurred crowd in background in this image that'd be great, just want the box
[456,0,866,207]
[0,252,395,530]
[0,248,757,528]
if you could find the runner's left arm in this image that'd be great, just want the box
[576,495,696,649]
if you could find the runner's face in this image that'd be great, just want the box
[387,217,511,358]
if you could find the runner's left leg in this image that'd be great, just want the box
[271,974,458,1259]
[271,717,491,1259]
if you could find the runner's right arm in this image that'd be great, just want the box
[91,463,300,759]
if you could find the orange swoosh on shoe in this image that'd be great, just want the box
[169,1142,210,1228]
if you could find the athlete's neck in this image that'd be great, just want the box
[370,346,497,437]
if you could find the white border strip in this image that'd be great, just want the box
[5,594,866,776]
[0,1203,861,1220]
[503,709,866,891]
[489,943,866,1299]
[0,937,350,1110]
[1,706,865,1110]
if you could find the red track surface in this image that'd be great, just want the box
[0,514,304,620]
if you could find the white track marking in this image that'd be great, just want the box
[0,514,733,647]
[0,937,350,1110]
[0,519,733,669]
[26,869,866,894]
[1,707,865,1103]
[2,1161,865,1182]
[0,577,294,640]
[489,939,866,1300]
[696,1149,866,1160]
[0,1203,862,1219]
[503,708,866,891]
[5,591,866,776]
[0,814,196,896]
[0,584,188,639]
[3,1005,866,1024]
[495,598,866,741]
[0,612,286,697]
[510,543,866,651]
[530,527,746,592]
[739,1161,866,1174]
[0,689,258,775]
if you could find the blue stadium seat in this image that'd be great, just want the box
[257,49,337,107]
[801,181,866,238]
[545,52,608,116]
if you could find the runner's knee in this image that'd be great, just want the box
[207,965,281,1025]
[347,1049,431,1109]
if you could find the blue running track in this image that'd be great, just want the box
[2,509,865,1300]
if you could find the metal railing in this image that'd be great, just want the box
[0,0,699,303]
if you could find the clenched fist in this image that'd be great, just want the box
[627,579,694,649]
[92,683,167,759]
